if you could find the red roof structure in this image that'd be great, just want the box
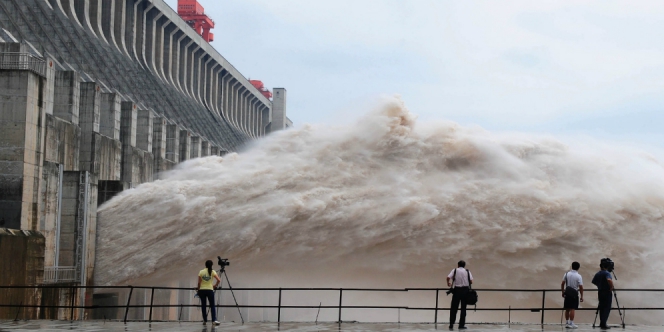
[177,0,215,42]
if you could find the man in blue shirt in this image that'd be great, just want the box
[591,260,615,330]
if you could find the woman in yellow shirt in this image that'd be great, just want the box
[196,260,221,325]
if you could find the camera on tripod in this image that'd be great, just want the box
[601,257,614,272]
[218,256,230,267]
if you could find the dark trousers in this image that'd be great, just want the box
[450,286,469,327]
[199,289,217,322]
[598,291,612,327]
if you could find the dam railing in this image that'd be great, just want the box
[0,53,47,77]
[1,285,663,325]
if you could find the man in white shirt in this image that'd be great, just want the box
[446,260,473,330]
[561,261,584,329]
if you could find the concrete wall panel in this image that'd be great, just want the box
[44,114,81,171]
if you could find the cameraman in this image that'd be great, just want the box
[561,261,584,329]
[591,259,614,330]
[196,260,221,326]
[446,260,473,330]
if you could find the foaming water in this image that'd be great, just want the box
[96,98,664,321]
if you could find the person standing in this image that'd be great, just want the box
[561,262,584,329]
[446,260,473,330]
[591,260,614,330]
[196,260,222,326]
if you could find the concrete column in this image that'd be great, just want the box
[0,70,46,230]
[120,101,137,183]
[78,82,100,173]
[230,84,240,129]
[179,129,190,163]
[180,40,195,98]
[152,116,169,176]
[73,0,96,35]
[53,71,81,125]
[120,101,137,148]
[189,47,202,102]
[113,0,129,56]
[101,0,119,51]
[132,0,146,66]
[165,123,179,163]
[162,23,176,85]
[167,31,184,90]
[240,90,250,135]
[200,57,213,107]
[136,4,154,68]
[58,172,79,267]
[201,139,210,157]
[261,105,271,135]
[189,135,201,159]
[174,35,188,94]
[136,109,153,152]
[89,0,108,44]
[152,116,166,160]
[271,88,287,131]
[61,0,83,28]
[99,92,121,140]
[250,99,259,137]
[148,13,166,81]
[220,73,231,119]
[209,65,221,114]
[253,100,263,137]
[141,5,157,71]
[58,171,97,284]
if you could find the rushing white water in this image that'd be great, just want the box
[96,98,664,320]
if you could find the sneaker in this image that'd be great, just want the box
[213,321,220,326]
[565,323,572,329]
[202,322,207,325]
[448,325,453,330]
[458,327,467,330]
[570,323,578,329]
[600,326,611,330]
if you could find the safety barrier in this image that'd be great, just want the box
[1,285,662,326]
[43,267,77,284]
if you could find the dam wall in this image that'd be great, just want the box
[0,0,291,319]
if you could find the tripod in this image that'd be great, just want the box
[216,264,244,324]
[592,270,625,329]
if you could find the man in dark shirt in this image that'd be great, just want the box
[591,260,615,330]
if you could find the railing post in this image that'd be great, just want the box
[277,288,282,325]
[541,290,546,326]
[338,288,343,323]
[148,287,155,323]
[69,287,75,321]
[124,286,134,324]
[434,289,439,324]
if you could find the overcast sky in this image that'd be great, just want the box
[165,0,664,148]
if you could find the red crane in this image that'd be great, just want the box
[177,0,215,43]
[250,80,273,99]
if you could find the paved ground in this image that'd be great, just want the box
[0,321,659,332]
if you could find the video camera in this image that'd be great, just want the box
[601,257,614,272]
[218,256,230,267]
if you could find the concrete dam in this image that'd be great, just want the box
[0,0,290,319]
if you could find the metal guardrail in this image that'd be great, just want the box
[2,285,663,325]
[43,267,77,284]
[0,52,47,77]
